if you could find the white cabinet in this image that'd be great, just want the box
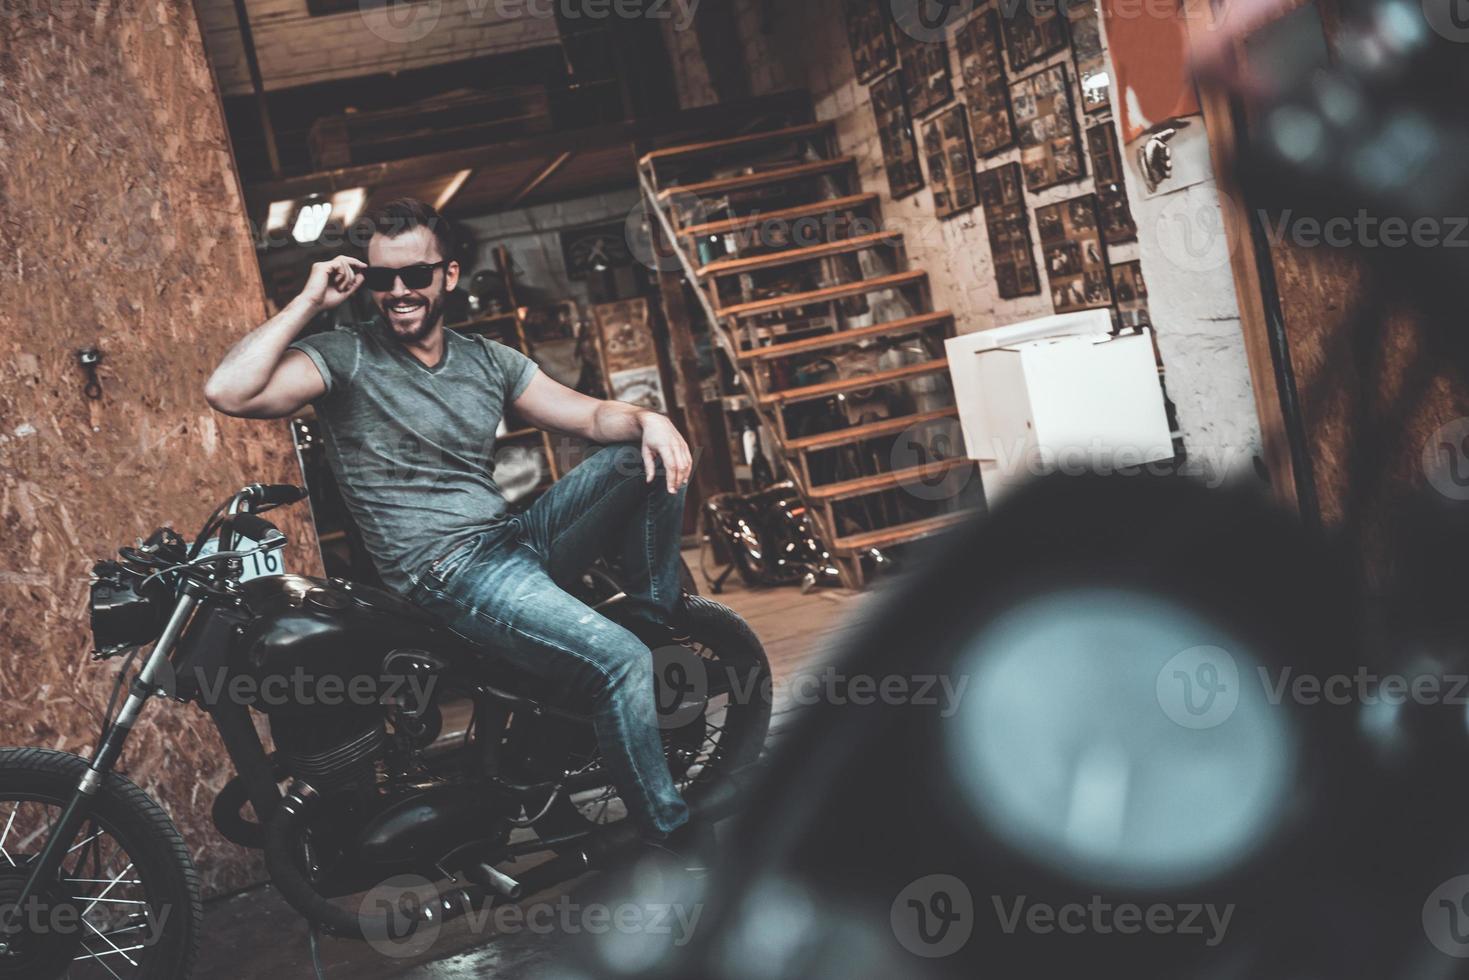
[945,311,1174,503]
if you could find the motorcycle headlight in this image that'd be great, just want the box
[88,559,168,657]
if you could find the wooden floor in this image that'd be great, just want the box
[196,557,872,979]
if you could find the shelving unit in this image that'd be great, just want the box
[450,244,562,495]
[639,121,981,587]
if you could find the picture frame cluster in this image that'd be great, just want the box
[842,0,1149,327]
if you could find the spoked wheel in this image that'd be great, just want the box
[0,749,200,979]
[536,595,772,834]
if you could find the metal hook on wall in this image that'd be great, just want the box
[76,347,103,400]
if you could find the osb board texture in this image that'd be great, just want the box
[1269,239,1469,588]
[0,4,323,895]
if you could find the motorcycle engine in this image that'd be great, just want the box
[270,713,385,797]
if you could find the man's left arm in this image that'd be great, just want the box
[511,372,693,494]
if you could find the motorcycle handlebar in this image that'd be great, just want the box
[246,484,307,506]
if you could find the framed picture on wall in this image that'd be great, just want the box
[1037,194,1114,314]
[591,298,668,412]
[870,71,925,199]
[976,162,1042,298]
[1065,0,1111,114]
[923,105,979,219]
[843,0,897,83]
[897,30,955,117]
[559,223,634,280]
[1086,121,1137,243]
[1001,0,1068,72]
[1011,63,1085,192]
[1110,260,1152,330]
[955,9,1016,157]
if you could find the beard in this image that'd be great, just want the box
[378,292,444,345]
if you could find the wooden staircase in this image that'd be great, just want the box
[639,120,981,587]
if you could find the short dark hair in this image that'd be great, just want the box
[362,198,456,263]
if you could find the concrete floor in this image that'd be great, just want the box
[197,556,868,979]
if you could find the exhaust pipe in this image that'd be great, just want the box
[468,862,523,901]
[265,782,594,939]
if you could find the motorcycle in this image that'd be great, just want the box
[0,482,771,978]
[701,482,846,594]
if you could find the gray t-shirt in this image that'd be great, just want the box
[290,321,539,595]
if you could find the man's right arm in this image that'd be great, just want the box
[204,256,365,419]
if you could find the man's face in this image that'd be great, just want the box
[366,226,460,344]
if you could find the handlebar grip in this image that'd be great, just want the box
[250,484,307,505]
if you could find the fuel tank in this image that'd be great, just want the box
[230,574,479,714]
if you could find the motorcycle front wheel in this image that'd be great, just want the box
[0,748,201,979]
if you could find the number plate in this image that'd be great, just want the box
[195,536,287,581]
[239,542,287,581]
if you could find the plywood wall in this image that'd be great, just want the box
[0,2,323,895]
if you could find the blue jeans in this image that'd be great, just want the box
[408,443,690,836]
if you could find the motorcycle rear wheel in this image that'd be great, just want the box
[0,747,201,979]
[534,595,772,837]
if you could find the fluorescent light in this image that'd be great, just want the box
[291,201,331,244]
[435,169,474,210]
[330,187,367,227]
[265,199,295,234]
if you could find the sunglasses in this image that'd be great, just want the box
[363,260,450,292]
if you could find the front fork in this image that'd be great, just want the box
[3,584,202,922]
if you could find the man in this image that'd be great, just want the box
[204,198,701,854]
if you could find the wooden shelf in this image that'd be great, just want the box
[739,311,954,363]
[783,407,960,454]
[721,270,929,320]
[678,193,880,240]
[759,358,951,407]
[658,157,856,203]
[641,121,834,167]
[833,510,975,554]
[809,457,975,502]
[698,231,902,281]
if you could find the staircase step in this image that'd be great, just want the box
[657,157,857,203]
[759,358,951,407]
[809,457,976,502]
[833,510,976,554]
[784,408,960,454]
[641,121,834,168]
[722,270,929,320]
[698,231,902,281]
[739,311,954,362]
[679,193,881,240]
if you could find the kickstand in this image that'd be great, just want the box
[308,924,327,979]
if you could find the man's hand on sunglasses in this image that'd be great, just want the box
[303,255,367,311]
